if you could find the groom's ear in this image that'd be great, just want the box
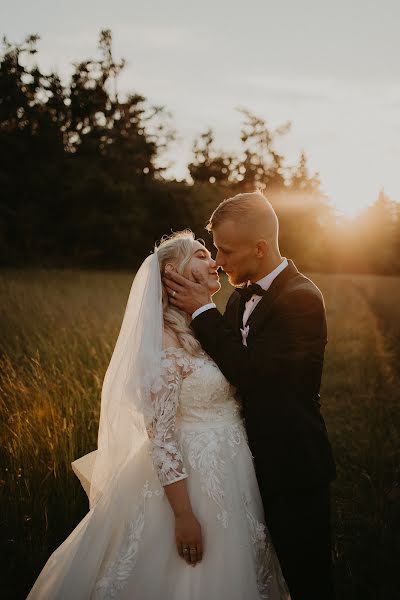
[255,239,268,258]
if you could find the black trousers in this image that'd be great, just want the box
[262,484,335,600]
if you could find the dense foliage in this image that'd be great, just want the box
[1,31,399,273]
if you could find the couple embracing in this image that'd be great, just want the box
[27,191,336,600]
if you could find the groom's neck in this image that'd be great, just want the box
[249,255,284,283]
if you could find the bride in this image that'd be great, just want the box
[27,230,290,600]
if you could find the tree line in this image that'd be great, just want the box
[1,30,399,274]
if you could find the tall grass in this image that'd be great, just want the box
[0,269,398,599]
[313,274,399,599]
[0,269,132,598]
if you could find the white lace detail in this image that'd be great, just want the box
[146,347,193,486]
[181,421,245,528]
[243,493,290,599]
[93,482,162,599]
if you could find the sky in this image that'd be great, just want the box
[3,0,400,216]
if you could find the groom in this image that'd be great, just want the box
[163,191,337,600]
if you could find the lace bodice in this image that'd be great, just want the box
[147,346,240,487]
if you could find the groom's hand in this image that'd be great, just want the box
[163,269,212,315]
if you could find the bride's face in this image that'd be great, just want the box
[183,242,221,295]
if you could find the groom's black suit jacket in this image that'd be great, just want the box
[191,259,337,498]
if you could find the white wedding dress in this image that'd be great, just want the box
[27,346,289,600]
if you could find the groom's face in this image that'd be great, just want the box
[212,220,258,286]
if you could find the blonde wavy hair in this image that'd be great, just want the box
[155,230,205,356]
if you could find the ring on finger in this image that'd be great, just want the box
[172,290,176,298]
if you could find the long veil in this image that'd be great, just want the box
[71,251,163,510]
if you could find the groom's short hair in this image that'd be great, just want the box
[206,190,279,243]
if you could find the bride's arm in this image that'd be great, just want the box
[147,343,188,486]
[146,334,203,565]
[163,479,203,566]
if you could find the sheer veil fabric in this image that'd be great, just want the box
[27,252,172,599]
[71,251,164,509]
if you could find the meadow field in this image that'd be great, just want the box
[0,269,399,599]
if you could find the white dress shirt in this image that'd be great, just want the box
[192,258,289,347]
[192,302,217,320]
[240,258,288,345]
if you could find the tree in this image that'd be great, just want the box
[188,129,237,185]
[268,151,335,271]
[67,30,174,180]
[236,107,291,191]
[0,31,175,266]
[356,189,397,273]
[289,151,321,193]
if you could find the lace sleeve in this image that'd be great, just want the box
[147,347,191,486]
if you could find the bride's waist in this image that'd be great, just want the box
[177,408,243,431]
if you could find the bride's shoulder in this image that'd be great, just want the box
[162,328,182,351]
[161,330,189,362]
[161,329,207,371]
[160,330,197,380]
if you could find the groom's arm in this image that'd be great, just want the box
[191,288,237,322]
[191,290,327,397]
[162,268,327,394]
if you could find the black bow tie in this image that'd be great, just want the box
[237,283,267,303]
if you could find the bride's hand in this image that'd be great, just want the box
[175,511,203,566]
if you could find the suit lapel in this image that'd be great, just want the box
[233,291,244,331]
[245,259,299,335]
